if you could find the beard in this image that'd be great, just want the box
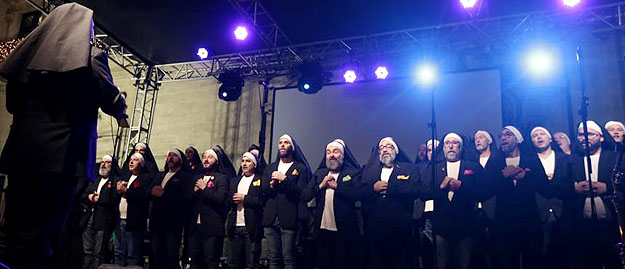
[279,147,293,158]
[501,142,515,154]
[581,140,601,152]
[326,158,344,171]
[476,143,488,152]
[99,167,111,178]
[379,152,396,166]
[445,151,458,161]
[168,159,181,170]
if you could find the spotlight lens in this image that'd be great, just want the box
[234,26,249,40]
[303,83,310,90]
[416,64,437,86]
[563,0,580,7]
[375,66,389,79]
[460,0,478,8]
[197,48,209,60]
[343,70,357,83]
[526,48,555,78]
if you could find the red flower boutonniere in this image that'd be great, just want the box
[463,169,474,176]
[133,180,141,188]
[107,183,112,188]
[206,180,215,188]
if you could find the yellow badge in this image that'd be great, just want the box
[342,175,352,182]
[252,180,261,186]
[292,169,299,176]
[397,175,410,180]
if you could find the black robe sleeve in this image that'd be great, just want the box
[91,49,126,120]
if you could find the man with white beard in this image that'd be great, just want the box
[82,155,121,268]
[361,137,420,269]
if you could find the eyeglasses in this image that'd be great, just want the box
[378,145,396,151]
[577,132,599,138]
[444,140,461,146]
[498,132,515,139]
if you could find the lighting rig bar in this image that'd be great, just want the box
[156,1,625,83]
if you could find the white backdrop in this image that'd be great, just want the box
[272,69,502,166]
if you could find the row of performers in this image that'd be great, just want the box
[77,120,625,269]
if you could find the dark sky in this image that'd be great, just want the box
[75,0,622,64]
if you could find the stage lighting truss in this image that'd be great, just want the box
[156,1,625,83]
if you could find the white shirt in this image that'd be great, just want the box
[96,177,109,195]
[236,174,255,226]
[424,200,434,212]
[161,171,176,188]
[538,150,556,180]
[320,171,340,231]
[479,156,489,168]
[278,160,294,175]
[119,175,138,220]
[506,156,520,167]
[583,152,608,219]
[446,161,461,201]
[506,156,521,186]
[381,167,393,183]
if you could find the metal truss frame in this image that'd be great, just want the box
[227,0,293,47]
[120,65,160,161]
[156,1,625,82]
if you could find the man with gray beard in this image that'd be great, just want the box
[81,155,121,268]
[301,139,363,269]
[361,137,420,269]
[423,133,485,269]
[491,126,549,269]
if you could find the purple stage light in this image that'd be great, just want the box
[234,26,249,40]
[197,48,209,60]
[563,0,580,7]
[375,66,389,79]
[343,70,357,83]
[460,0,478,9]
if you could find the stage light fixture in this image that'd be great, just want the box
[563,0,580,7]
[416,63,438,87]
[460,0,478,8]
[197,48,209,60]
[298,62,325,94]
[343,70,357,83]
[234,26,249,41]
[218,72,244,101]
[525,47,556,79]
[375,66,389,79]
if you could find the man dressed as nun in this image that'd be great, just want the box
[424,133,485,269]
[361,137,420,269]
[262,134,311,269]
